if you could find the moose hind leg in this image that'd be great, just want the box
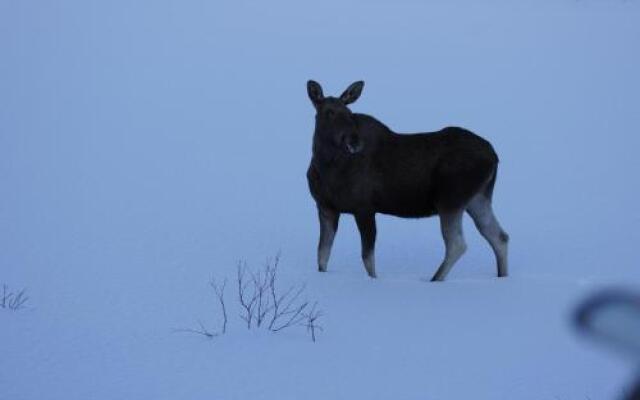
[431,210,467,282]
[355,213,377,278]
[317,206,339,272]
[466,194,509,277]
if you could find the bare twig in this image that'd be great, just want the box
[237,261,258,329]
[250,260,274,328]
[266,258,310,332]
[173,320,217,339]
[1,284,7,308]
[271,300,309,332]
[209,277,228,334]
[303,302,324,342]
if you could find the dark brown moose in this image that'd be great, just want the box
[306,80,509,281]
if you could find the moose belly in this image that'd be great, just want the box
[308,165,438,217]
[374,185,438,218]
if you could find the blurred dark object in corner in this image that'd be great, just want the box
[575,290,640,400]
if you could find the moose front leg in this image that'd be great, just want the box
[317,205,339,272]
[355,213,377,278]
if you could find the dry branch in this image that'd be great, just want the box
[209,277,228,334]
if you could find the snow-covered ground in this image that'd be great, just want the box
[2,1,640,399]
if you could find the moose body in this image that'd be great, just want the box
[306,80,509,281]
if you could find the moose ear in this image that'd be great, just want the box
[340,81,364,105]
[307,80,324,108]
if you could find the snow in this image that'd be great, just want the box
[2,0,640,399]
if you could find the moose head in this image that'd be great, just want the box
[307,80,365,154]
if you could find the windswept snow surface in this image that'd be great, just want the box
[2,1,640,399]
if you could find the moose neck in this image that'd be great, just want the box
[311,113,389,172]
[311,132,342,171]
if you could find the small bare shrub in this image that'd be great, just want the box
[177,255,323,342]
[1,284,29,311]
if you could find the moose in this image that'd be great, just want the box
[306,80,509,281]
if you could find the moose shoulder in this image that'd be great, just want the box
[306,80,509,281]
